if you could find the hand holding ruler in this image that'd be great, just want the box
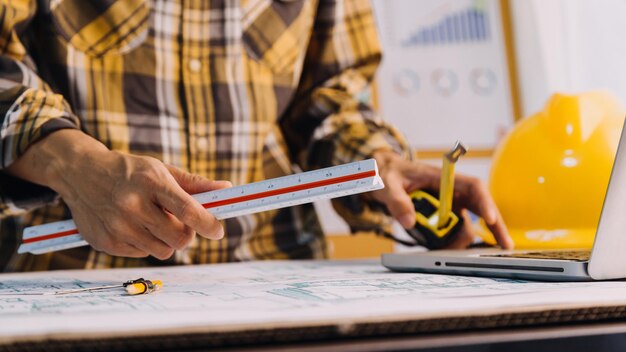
[18,159,383,255]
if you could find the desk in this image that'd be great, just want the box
[7,318,626,351]
[2,260,626,351]
[234,322,626,352]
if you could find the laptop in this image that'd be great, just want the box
[382,121,626,281]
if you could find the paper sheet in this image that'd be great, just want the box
[2,260,626,343]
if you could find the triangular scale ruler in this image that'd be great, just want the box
[18,159,383,255]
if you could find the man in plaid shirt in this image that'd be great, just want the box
[0,0,511,271]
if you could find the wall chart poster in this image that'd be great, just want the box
[372,0,516,153]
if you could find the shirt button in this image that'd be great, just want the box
[196,137,208,151]
[189,59,201,72]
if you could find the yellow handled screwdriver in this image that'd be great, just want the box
[55,278,162,296]
[405,141,467,249]
[0,278,162,296]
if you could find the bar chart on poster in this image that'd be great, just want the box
[372,0,515,152]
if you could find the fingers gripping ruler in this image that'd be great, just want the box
[18,160,384,255]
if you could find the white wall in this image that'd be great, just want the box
[511,0,626,116]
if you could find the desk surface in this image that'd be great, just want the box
[7,318,626,351]
[231,322,626,352]
[2,259,626,351]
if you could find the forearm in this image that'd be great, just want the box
[5,129,109,195]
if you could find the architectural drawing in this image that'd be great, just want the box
[2,260,626,342]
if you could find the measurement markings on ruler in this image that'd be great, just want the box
[18,159,383,255]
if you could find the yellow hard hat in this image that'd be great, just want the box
[481,92,625,249]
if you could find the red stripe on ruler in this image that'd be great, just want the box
[22,170,377,245]
[22,229,79,244]
[201,170,376,209]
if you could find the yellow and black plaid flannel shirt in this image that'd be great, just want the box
[0,0,410,271]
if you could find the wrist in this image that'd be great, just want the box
[372,149,402,169]
[8,129,110,194]
[44,130,111,193]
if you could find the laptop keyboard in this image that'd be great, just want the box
[481,250,591,262]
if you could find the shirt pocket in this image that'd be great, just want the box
[49,0,150,57]
[241,0,312,76]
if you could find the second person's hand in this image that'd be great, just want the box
[370,150,513,249]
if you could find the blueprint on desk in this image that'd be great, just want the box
[2,260,626,343]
